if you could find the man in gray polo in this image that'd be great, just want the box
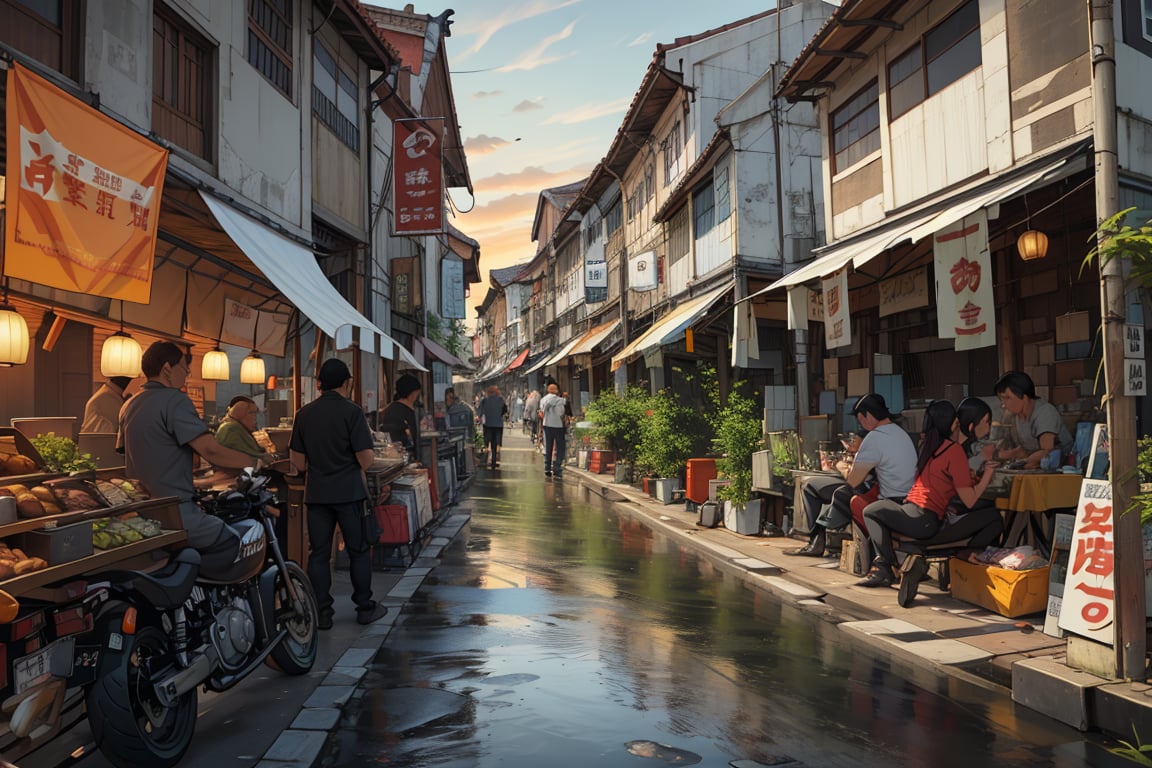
[118,342,263,574]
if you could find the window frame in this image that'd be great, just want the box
[831,80,880,175]
[152,3,215,163]
[887,0,981,120]
[692,180,715,239]
[662,120,682,186]
[311,38,359,151]
[247,0,293,99]
[1144,0,1152,41]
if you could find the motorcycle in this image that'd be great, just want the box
[84,468,319,768]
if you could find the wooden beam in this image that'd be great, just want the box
[840,18,903,30]
[813,48,867,59]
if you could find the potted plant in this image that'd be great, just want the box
[639,390,695,504]
[586,387,651,484]
[710,385,765,534]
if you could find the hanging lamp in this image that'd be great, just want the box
[0,283,29,368]
[201,307,230,381]
[239,320,264,384]
[100,301,142,377]
[1016,230,1049,261]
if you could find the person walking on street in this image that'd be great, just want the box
[512,391,525,424]
[539,383,569,479]
[524,389,541,443]
[478,385,508,469]
[289,359,389,630]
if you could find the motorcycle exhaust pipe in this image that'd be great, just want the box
[154,647,217,708]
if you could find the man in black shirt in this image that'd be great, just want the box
[289,359,388,630]
[377,374,423,460]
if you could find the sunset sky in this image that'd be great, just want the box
[442,0,783,326]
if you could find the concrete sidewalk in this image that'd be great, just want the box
[562,458,1152,740]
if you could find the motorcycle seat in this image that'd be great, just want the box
[112,548,201,609]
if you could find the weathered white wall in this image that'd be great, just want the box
[84,0,150,129]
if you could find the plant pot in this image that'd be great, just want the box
[614,461,632,484]
[641,476,652,495]
[655,477,681,505]
[723,498,763,536]
[578,450,589,470]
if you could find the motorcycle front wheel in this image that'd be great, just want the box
[86,624,197,768]
[269,561,319,675]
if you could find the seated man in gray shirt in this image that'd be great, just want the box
[994,371,1074,469]
[118,342,267,574]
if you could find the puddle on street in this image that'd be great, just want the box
[331,443,1116,768]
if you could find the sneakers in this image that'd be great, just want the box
[317,609,334,631]
[855,559,895,588]
[356,602,390,625]
[544,472,552,478]
[898,555,929,607]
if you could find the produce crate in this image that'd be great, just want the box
[949,557,1050,618]
[18,521,94,565]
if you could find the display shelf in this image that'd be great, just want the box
[0,530,187,597]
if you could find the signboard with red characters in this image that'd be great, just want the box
[933,211,996,350]
[821,267,851,350]
[1058,477,1115,646]
[392,118,444,235]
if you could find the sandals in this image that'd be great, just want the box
[855,559,895,588]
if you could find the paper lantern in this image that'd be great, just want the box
[0,304,29,367]
[240,352,265,384]
[100,331,142,377]
[201,348,230,381]
[1017,230,1048,261]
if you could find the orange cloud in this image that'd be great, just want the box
[464,134,514,155]
[475,165,591,193]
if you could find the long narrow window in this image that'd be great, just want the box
[1145,0,1152,40]
[248,0,292,97]
[668,206,690,264]
[887,0,981,119]
[312,40,359,150]
[153,5,214,161]
[831,80,880,173]
[693,181,715,238]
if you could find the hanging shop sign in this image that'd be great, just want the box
[392,117,445,235]
[822,267,851,350]
[785,286,808,331]
[933,211,996,350]
[878,266,929,317]
[4,64,169,303]
[628,250,657,291]
[585,260,608,304]
[1057,477,1115,646]
[441,256,466,319]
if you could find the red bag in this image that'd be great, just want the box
[375,503,411,544]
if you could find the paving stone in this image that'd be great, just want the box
[337,648,376,668]
[389,576,425,599]
[303,685,356,709]
[758,576,826,600]
[842,619,993,664]
[261,730,327,764]
[322,666,367,687]
[290,707,342,731]
[732,557,780,573]
[406,567,433,577]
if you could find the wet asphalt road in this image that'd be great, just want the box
[328,433,1124,768]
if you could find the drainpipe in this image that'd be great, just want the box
[603,164,630,396]
[1087,0,1143,682]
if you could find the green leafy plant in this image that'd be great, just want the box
[708,383,763,506]
[1110,726,1152,766]
[769,431,801,480]
[637,390,694,479]
[1131,436,1152,526]
[29,433,97,474]
[585,387,652,465]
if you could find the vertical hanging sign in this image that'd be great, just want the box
[822,267,851,349]
[392,117,445,235]
[1057,478,1116,646]
[933,211,996,350]
[441,256,466,319]
[4,64,169,303]
[585,260,607,304]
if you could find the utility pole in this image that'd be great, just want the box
[1088,0,1145,681]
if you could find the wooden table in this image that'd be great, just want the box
[994,471,1083,552]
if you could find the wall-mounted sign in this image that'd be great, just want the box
[392,117,444,235]
[629,251,656,291]
[878,266,929,317]
[441,256,466,319]
[1125,325,1145,359]
[822,267,850,349]
[1127,359,1147,397]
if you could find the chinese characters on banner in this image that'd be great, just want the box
[822,267,851,349]
[585,260,608,304]
[441,257,466,319]
[1057,478,1115,646]
[4,64,168,303]
[628,251,657,291]
[933,210,996,350]
[392,117,444,235]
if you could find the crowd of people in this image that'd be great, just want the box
[786,370,1074,607]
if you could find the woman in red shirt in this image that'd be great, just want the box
[856,400,997,587]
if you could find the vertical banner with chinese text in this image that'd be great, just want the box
[933,211,996,350]
[585,260,607,304]
[392,118,445,235]
[1058,478,1115,646]
[822,267,851,349]
[4,64,168,303]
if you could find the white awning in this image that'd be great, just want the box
[611,282,733,371]
[396,343,427,371]
[522,350,553,375]
[545,334,586,366]
[748,151,1081,298]
[568,320,620,356]
[200,192,423,368]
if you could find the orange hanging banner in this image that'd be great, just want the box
[4,64,168,303]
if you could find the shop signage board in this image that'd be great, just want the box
[822,267,851,349]
[628,251,656,291]
[441,257,466,319]
[1057,477,1115,646]
[392,118,444,235]
[1125,325,1144,359]
[933,211,996,350]
[1128,359,1147,397]
[585,260,608,304]
[4,64,169,304]
[878,266,929,317]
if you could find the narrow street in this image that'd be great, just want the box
[324,431,1118,768]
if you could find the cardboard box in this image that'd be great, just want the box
[949,557,1049,617]
[19,521,94,565]
[1056,311,1091,343]
[1024,365,1050,387]
[846,368,870,397]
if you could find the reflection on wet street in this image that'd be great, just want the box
[333,435,1113,768]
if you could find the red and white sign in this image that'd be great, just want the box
[1058,478,1115,645]
[822,267,851,349]
[392,118,444,235]
[933,211,996,350]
